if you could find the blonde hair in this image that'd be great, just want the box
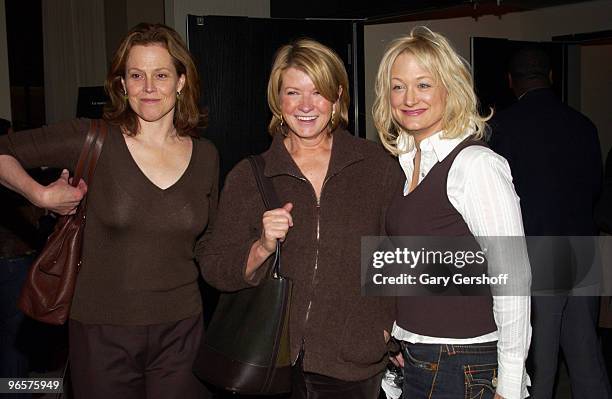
[373,26,491,155]
[267,38,350,135]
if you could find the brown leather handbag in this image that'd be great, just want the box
[18,119,108,325]
[194,155,292,395]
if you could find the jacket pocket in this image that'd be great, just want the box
[336,304,389,366]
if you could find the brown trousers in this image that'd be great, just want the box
[68,313,210,399]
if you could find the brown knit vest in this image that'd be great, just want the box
[386,138,497,338]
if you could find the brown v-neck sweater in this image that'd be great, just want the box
[0,119,219,325]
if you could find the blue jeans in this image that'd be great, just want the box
[401,341,498,399]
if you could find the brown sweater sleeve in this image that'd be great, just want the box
[196,158,273,292]
[0,119,89,171]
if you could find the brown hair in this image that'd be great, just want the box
[103,23,201,137]
[267,38,350,136]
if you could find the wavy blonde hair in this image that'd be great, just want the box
[373,26,491,155]
[267,38,350,136]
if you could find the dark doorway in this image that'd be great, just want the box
[5,0,46,130]
[471,37,565,115]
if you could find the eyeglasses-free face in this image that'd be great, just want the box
[390,52,447,144]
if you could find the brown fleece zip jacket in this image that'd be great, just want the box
[197,129,402,381]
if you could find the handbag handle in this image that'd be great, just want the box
[248,155,283,278]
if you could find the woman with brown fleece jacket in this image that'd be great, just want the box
[196,39,402,398]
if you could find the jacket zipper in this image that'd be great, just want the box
[303,198,320,330]
[287,173,334,362]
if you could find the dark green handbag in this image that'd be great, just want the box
[194,155,292,395]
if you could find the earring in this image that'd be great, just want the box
[122,89,128,100]
[280,114,284,126]
[330,106,336,128]
[176,91,182,99]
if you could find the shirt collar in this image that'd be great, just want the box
[397,130,472,165]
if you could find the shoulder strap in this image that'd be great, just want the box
[84,120,108,186]
[72,120,98,187]
[72,120,108,188]
[248,155,283,277]
[248,155,281,210]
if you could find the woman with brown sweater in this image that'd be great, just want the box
[196,38,401,399]
[0,24,217,399]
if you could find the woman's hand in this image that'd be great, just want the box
[259,202,294,254]
[390,352,404,368]
[245,203,293,280]
[36,169,87,215]
[386,332,405,368]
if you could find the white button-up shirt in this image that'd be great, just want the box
[391,130,532,399]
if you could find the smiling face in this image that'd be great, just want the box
[122,44,185,126]
[390,52,447,143]
[279,67,335,140]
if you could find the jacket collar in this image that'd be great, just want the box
[518,87,554,101]
[264,128,365,179]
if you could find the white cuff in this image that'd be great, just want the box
[496,352,530,399]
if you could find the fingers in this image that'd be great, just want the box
[54,172,86,201]
[76,178,88,196]
[41,170,87,214]
[260,203,294,253]
[66,174,88,197]
[395,353,404,368]
[53,203,80,215]
[394,353,405,368]
[263,203,294,234]
[64,207,79,216]
[282,202,293,216]
[60,169,70,182]
[51,201,81,215]
[274,202,293,227]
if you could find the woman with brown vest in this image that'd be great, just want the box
[373,27,531,399]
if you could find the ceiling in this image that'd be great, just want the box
[271,0,595,23]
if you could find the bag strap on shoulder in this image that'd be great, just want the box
[248,155,283,277]
[72,119,108,187]
[248,155,280,210]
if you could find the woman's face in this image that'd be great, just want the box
[389,52,447,143]
[122,44,185,126]
[280,67,335,140]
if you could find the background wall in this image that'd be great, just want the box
[363,0,612,159]
[126,0,165,30]
[0,0,11,120]
[581,44,612,160]
[105,0,165,63]
[164,0,270,42]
